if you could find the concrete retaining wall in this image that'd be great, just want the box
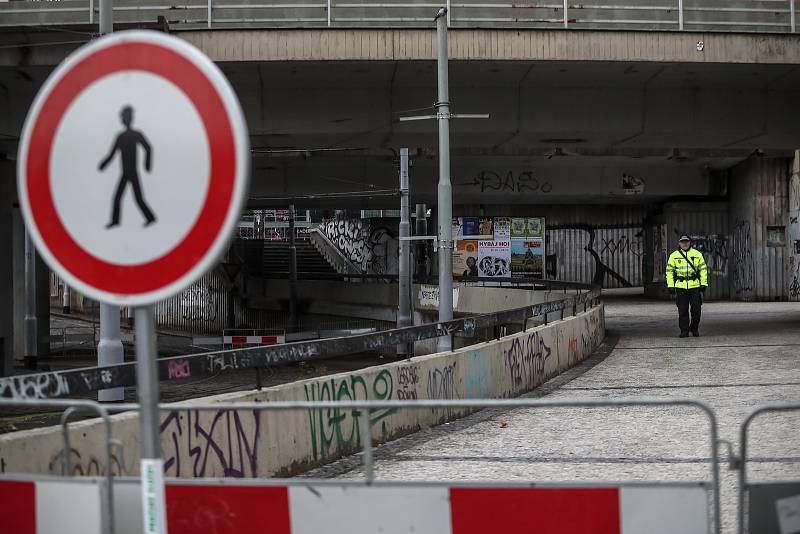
[0,305,604,478]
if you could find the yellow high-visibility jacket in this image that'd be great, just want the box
[666,247,709,289]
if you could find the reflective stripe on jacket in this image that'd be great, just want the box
[666,247,708,289]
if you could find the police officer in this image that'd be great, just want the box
[666,235,709,337]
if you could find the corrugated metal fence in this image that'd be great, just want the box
[730,158,791,301]
[664,202,730,301]
[546,206,646,289]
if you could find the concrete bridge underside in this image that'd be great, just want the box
[0,28,799,206]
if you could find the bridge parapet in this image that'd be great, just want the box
[1,0,797,33]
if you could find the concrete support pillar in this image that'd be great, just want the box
[1,159,17,376]
[35,252,49,358]
[12,205,24,366]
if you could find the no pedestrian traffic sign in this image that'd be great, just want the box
[17,30,250,306]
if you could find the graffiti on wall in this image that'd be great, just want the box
[732,220,755,295]
[427,362,459,417]
[160,409,262,478]
[504,332,552,389]
[323,218,398,275]
[456,170,553,195]
[548,225,642,288]
[789,256,800,299]
[47,447,128,477]
[180,285,218,322]
[689,234,729,277]
[303,370,397,461]
[397,365,420,400]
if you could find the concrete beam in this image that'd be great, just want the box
[2,29,800,68]
[179,29,800,65]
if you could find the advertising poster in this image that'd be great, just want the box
[452,217,464,239]
[479,217,494,237]
[494,217,511,240]
[478,240,511,278]
[511,239,544,278]
[453,240,479,278]
[462,217,480,238]
[511,217,545,238]
[510,218,527,238]
[461,217,493,239]
[526,217,545,238]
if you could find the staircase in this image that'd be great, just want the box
[261,240,338,278]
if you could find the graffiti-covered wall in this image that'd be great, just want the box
[456,205,647,289]
[51,271,284,334]
[322,217,399,275]
[788,151,800,302]
[730,157,790,301]
[547,224,644,288]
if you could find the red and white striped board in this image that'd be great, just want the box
[192,335,286,346]
[0,478,709,534]
[0,478,105,534]
[223,335,285,346]
[117,481,709,534]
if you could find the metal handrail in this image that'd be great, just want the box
[738,402,800,534]
[0,286,600,399]
[101,397,722,534]
[0,0,796,33]
[0,398,115,534]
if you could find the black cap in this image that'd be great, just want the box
[678,234,691,242]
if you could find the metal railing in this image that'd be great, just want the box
[49,326,99,356]
[0,285,600,399]
[1,396,724,534]
[0,398,116,534]
[738,403,800,534]
[0,0,797,33]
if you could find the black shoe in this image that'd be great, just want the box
[105,221,119,229]
[691,330,699,337]
[144,218,157,228]
[679,332,689,338]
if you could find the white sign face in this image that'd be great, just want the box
[18,31,249,306]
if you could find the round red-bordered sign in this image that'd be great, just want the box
[18,31,249,306]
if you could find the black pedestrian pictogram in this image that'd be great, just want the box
[99,106,157,229]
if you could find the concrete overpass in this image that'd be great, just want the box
[1,3,799,376]
[1,27,800,206]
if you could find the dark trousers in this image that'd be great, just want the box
[110,175,156,225]
[676,287,702,333]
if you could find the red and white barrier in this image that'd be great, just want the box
[0,478,708,534]
[223,334,285,345]
[118,482,708,534]
[0,478,105,534]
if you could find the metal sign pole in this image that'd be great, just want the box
[134,306,166,534]
[97,0,124,403]
[435,8,453,353]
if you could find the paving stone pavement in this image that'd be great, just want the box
[305,295,800,534]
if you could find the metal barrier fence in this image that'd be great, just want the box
[0,396,723,534]
[0,0,797,32]
[0,285,600,399]
[739,403,800,534]
[49,326,99,357]
[0,398,116,534]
